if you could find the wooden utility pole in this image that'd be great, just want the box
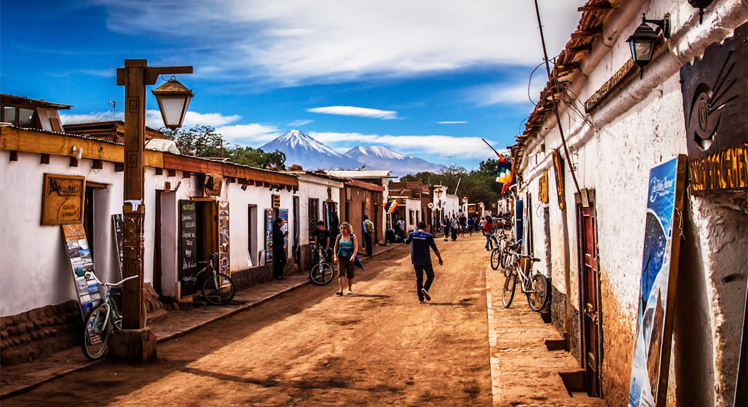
[116,60,192,331]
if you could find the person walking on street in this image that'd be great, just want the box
[406,221,443,304]
[362,215,374,257]
[450,216,459,241]
[272,218,288,280]
[312,220,332,263]
[467,216,474,236]
[441,216,449,242]
[483,218,496,251]
[334,222,361,296]
[459,214,467,237]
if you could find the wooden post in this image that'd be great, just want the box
[117,60,193,331]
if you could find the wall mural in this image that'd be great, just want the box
[628,156,687,407]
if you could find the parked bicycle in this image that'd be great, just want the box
[501,241,550,312]
[81,272,143,360]
[309,246,335,286]
[194,252,235,305]
[490,230,510,272]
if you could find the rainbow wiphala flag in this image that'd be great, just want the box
[496,155,515,194]
[382,200,398,214]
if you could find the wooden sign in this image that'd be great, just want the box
[62,224,102,318]
[204,174,223,197]
[681,22,747,195]
[538,170,549,203]
[272,194,281,209]
[41,174,85,225]
[552,151,566,210]
[585,58,636,113]
[628,156,687,407]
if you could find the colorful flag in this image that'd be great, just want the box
[495,155,515,194]
[382,200,398,214]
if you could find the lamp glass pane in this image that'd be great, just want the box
[634,40,654,63]
[158,96,187,127]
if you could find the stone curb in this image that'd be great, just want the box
[1,243,403,400]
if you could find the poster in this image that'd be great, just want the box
[179,200,199,296]
[217,201,230,275]
[628,156,686,407]
[264,209,274,264]
[280,208,289,251]
[62,224,102,318]
[112,214,124,278]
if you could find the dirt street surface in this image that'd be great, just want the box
[6,234,493,406]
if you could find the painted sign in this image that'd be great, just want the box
[179,200,199,296]
[112,214,124,278]
[42,174,85,225]
[217,201,230,275]
[204,174,223,197]
[552,151,565,210]
[681,22,747,195]
[628,156,687,407]
[62,224,101,318]
[280,208,289,254]
[585,58,636,113]
[272,194,281,209]
[538,170,549,203]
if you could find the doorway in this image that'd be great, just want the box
[248,205,257,267]
[178,199,217,298]
[576,190,601,397]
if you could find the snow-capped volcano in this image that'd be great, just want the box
[261,130,360,170]
[346,145,445,177]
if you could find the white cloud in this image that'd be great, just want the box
[60,111,121,125]
[92,0,586,84]
[288,119,313,126]
[309,131,504,159]
[145,110,242,129]
[215,123,281,145]
[438,121,467,124]
[469,75,547,106]
[308,106,398,120]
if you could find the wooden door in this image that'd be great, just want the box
[577,190,601,396]
[153,191,163,296]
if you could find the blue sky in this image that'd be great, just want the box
[1,0,584,170]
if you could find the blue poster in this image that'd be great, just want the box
[629,157,684,407]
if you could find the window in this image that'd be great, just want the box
[308,198,319,238]
[18,108,34,127]
[409,210,414,224]
[2,106,16,125]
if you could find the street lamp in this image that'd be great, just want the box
[626,13,671,79]
[152,76,194,129]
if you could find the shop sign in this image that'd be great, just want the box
[585,59,635,113]
[681,22,747,195]
[538,170,549,203]
[552,151,565,210]
[204,174,223,197]
[41,174,84,225]
[628,156,687,407]
[217,201,230,275]
[179,200,199,296]
[62,224,102,318]
[272,194,281,209]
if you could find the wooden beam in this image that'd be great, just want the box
[167,169,176,177]
[570,25,603,40]
[578,1,616,12]
[155,167,163,175]
[9,150,18,161]
[568,43,593,54]
[182,171,191,179]
[41,153,50,164]
[115,162,124,172]
[556,62,581,72]
[70,157,78,167]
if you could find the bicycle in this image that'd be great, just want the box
[194,252,236,305]
[81,272,143,360]
[501,242,550,312]
[490,230,510,272]
[309,245,335,286]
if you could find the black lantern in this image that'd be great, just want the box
[152,76,194,129]
[688,0,713,24]
[626,13,671,79]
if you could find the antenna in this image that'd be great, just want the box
[108,100,123,120]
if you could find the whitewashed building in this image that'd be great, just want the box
[511,1,746,406]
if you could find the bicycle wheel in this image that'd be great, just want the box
[490,248,501,270]
[82,306,111,360]
[526,273,550,312]
[202,273,235,305]
[310,262,335,286]
[502,271,517,308]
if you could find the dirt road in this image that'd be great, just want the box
[6,234,492,406]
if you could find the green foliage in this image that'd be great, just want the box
[401,156,510,204]
[161,125,286,170]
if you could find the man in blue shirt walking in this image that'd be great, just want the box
[405,221,444,303]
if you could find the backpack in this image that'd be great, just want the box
[365,220,374,234]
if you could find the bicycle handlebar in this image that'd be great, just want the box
[84,272,140,287]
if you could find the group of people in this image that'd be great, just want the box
[440,213,480,241]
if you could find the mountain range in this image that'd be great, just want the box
[260,130,445,177]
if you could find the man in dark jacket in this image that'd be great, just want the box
[405,221,443,304]
[272,218,287,280]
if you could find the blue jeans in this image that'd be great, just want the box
[485,233,497,250]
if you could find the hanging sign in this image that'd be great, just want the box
[217,201,230,275]
[681,22,747,195]
[628,155,687,407]
[62,224,101,318]
[272,194,281,209]
[179,200,199,296]
[41,174,85,225]
[538,170,549,203]
[552,151,565,210]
